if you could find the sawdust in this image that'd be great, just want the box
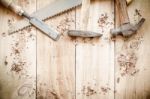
[135,9,142,17]
[7,18,14,27]
[26,27,32,33]
[28,33,35,41]
[14,49,20,55]
[11,61,26,73]
[129,35,143,50]
[117,51,139,76]
[117,31,144,78]
[82,86,97,96]
[15,42,19,47]
[56,14,74,36]
[8,19,12,26]
[98,13,108,25]
[81,83,111,96]
[100,86,111,95]
[134,9,143,22]
[37,83,60,99]
[98,13,113,33]
[1,32,6,37]
[4,56,8,66]
[130,40,141,50]
[9,30,29,74]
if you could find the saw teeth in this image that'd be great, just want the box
[8,0,82,34]
[9,25,31,35]
[43,4,81,21]
[9,3,80,35]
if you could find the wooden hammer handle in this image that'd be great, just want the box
[80,0,90,30]
[0,0,25,16]
[116,0,130,24]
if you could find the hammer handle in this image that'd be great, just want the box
[116,0,130,24]
[0,0,25,16]
[80,0,90,30]
[68,30,102,37]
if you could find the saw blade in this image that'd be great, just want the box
[9,0,82,34]
[29,17,60,40]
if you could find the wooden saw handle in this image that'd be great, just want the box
[116,0,130,24]
[0,0,25,16]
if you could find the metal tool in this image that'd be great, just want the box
[110,0,145,37]
[0,0,60,41]
[5,0,101,38]
[3,0,133,38]
[7,0,82,35]
[3,0,132,35]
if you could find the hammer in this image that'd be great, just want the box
[110,0,145,37]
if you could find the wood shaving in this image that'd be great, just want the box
[11,61,26,73]
[82,86,97,96]
[98,13,113,33]
[100,86,111,94]
[4,56,8,66]
[1,32,6,37]
[117,51,139,76]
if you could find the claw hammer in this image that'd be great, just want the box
[110,0,145,37]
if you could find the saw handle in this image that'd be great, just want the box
[116,0,130,24]
[0,0,25,16]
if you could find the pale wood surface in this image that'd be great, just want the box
[36,0,76,98]
[75,0,115,99]
[0,0,150,99]
[0,0,36,99]
[115,0,150,99]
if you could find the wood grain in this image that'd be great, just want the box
[0,0,36,99]
[36,0,76,99]
[115,0,150,99]
[0,0,150,99]
[75,0,115,99]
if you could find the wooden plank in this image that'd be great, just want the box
[76,0,115,99]
[115,0,150,99]
[36,0,76,99]
[0,0,36,99]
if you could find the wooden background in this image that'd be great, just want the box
[0,0,150,99]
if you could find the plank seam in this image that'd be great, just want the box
[35,0,37,99]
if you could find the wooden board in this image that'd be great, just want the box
[0,0,150,99]
[36,0,76,99]
[115,0,150,99]
[75,0,115,99]
[0,0,36,99]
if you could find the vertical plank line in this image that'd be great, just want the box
[114,0,116,99]
[35,0,37,98]
[75,7,77,99]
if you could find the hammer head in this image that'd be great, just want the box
[110,18,145,37]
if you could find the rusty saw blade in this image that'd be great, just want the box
[8,0,82,34]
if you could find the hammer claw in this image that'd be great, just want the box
[132,18,145,31]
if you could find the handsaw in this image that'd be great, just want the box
[0,0,61,41]
[2,0,133,38]
[5,0,82,36]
